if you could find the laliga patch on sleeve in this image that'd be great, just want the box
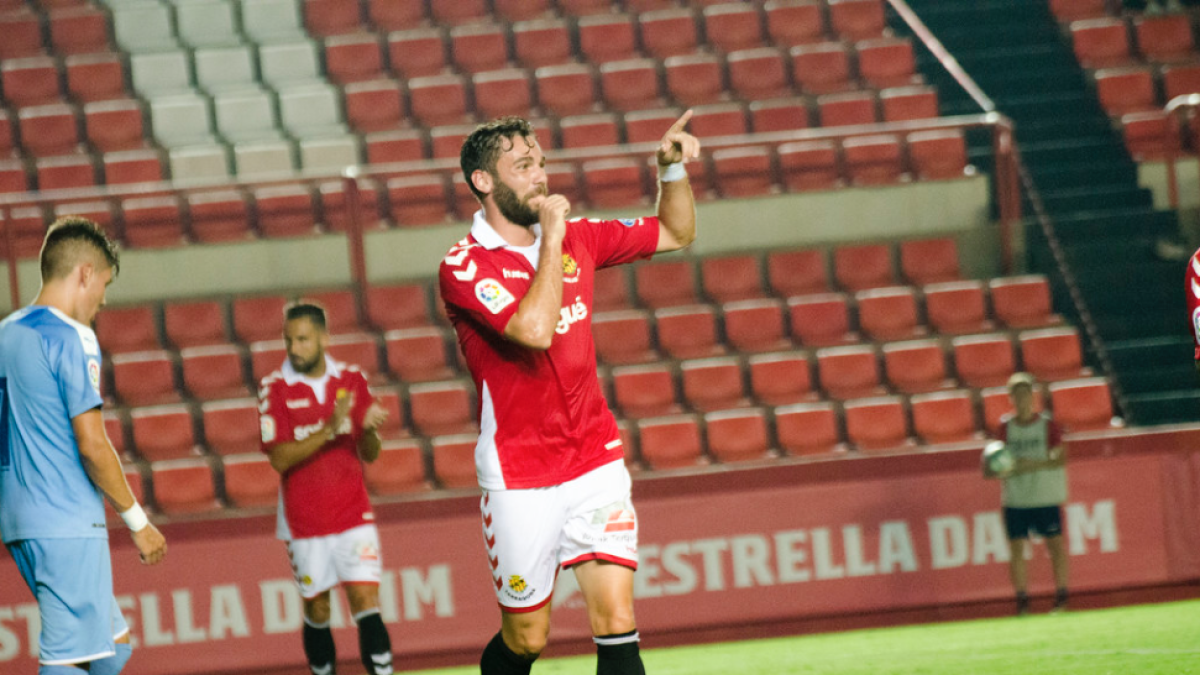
[1193,307,1200,345]
[475,278,515,315]
[617,218,641,228]
[260,415,277,444]
[88,359,101,394]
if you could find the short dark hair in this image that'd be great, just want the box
[39,216,120,281]
[284,301,327,331]
[460,116,536,200]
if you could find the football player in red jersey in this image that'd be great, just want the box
[259,302,393,675]
[440,113,699,675]
[1187,247,1200,372]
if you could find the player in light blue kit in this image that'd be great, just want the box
[0,217,167,674]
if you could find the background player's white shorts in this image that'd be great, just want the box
[286,524,383,599]
[482,459,638,612]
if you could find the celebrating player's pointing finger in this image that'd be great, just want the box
[657,109,701,166]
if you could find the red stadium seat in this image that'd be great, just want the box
[625,108,685,144]
[952,333,1017,389]
[385,327,454,382]
[186,190,252,244]
[513,18,572,68]
[430,435,478,489]
[623,0,676,11]
[449,23,509,74]
[705,408,773,463]
[370,387,408,439]
[593,310,658,365]
[727,47,792,101]
[816,345,884,400]
[635,260,699,309]
[664,53,725,107]
[856,286,926,342]
[320,179,386,233]
[857,38,920,89]
[613,364,681,419]
[326,333,383,381]
[387,174,450,226]
[250,340,287,382]
[600,59,663,113]
[656,305,724,359]
[536,64,597,117]
[578,15,638,64]
[765,0,826,47]
[102,149,164,185]
[1049,0,1108,21]
[828,0,886,40]
[681,357,748,411]
[790,42,853,95]
[924,281,993,336]
[19,104,81,158]
[0,109,13,156]
[495,0,552,22]
[818,91,878,127]
[254,186,318,239]
[1019,328,1091,382]
[774,402,844,455]
[325,33,383,84]
[908,129,970,180]
[473,69,535,120]
[750,97,811,133]
[104,411,127,458]
[1048,378,1121,431]
[112,351,180,407]
[882,339,953,394]
[53,201,116,241]
[1161,63,1200,101]
[1134,14,1194,64]
[834,243,895,291]
[640,9,699,59]
[560,113,621,149]
[409,381,476,436]
[387,29,448,79]
[748,351,816,405]
[233,296,289,344]
[201,398,261,456]
[1070,18,1133,68]
[637,415,706,469]
[981,385,1045,435]
[989,275,1062,328]
[594,267,633,311]
[582,158,646,209]
[702,254,765,303]
[369,0,425,30]
[221,453,280,508]
[723,299,791,353]
[1120,111,1177,161]
[881,86,940,122]
[0,10,43,60]
[367,283,432,330]
[911,390,982,445]
[689,103,749,138]
[121,196,186,249]
[0,159,29,195]
[131,404,197,461]
[364,439,431,494]
[844,396,916,452]
[3,206,47,259]
[788,293,858,347]
[151,458,220,514]
[366,128,427,165]
[408,74,469,126]
[84,99,146,153]
[430,124,475,160]
[704,3,766,53]
[305,0,363,37]
[1094,67,1157,116]
[181,345,249,401]
[36,153,95,191]
[843,134,905,185]
[344,79,404,133]
[95,305,160,354]
[712,146,775,198]
[778,140,842,192]
[2,56,62,108]
[50,6,111,55]
[430,0,489,26]
[900,238,960,285]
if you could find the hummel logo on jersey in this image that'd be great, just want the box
[555,296,589,335]
[286,399,311,409]
[503,269,530,280]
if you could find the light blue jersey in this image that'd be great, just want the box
[0,305,107,543]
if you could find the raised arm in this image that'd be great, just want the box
[503,195,572,350]
[655,110,702,253]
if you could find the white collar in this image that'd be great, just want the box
[470,210,542,251]
[280,353,341,386]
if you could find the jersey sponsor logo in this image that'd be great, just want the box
[592,500,637,533]
[503,268,530,280]
[80,330,100,356]
[357,540,380,563]
[562,254,580,284]
[475,278,516,315]
[87,358,101,394]
[555,296,589,335]
[286,399,311,409]
[260,415,277,443]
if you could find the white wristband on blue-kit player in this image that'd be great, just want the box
[658,162,686,183]
[120,502,149,532]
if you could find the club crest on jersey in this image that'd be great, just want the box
[87,359,101,394]
[503,574,536,601]
[475,278,516,315]
[508,575,527,593]
[556,296,589,335]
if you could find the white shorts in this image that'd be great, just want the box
[286,524,383,600]
[482,460,638,612]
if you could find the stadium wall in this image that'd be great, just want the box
[1,424,1197,675]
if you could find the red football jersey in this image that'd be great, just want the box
[259,355,376,539]
[1188,248,1200,360]
[439,211,660,490]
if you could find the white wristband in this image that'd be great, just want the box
[120,502,149,532]
[658,162,686,183]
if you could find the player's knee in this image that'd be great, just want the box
[504,627,549,658]
[303,594,332,624]
[590,608,636,637]
[87,641,133,675]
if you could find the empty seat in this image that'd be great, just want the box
[681,357,748,411]
[84,99,145,153]
[513,18,572,68]
[165,300,229,349]
[409,381,476,436]
[112,351,180,407]
[664,53,725,107]
[472,69,534,120]
[536,64,597,117]
[1019,328,1090,382]
[843,134,905,185]
[778,140,842,192]
[723,299,791,353]
[364,439,430,495]
[342,79,403,133]
[765,0,826,46]
[908,129,970,180]
[1049,0,1108,21]
[899,238,960,285]
[582,158,646,209]
[387,175,450,226]
[833,243,894,291]
[430,434,477,489]
[0,10,42,60]
[635,260,699,309]
[952,333,1016,389]
[788,293,858,347]
[774,402,843,455]
[320,179,386,233]
[151,458,220,514]
[429,124,475,159]
[304,0,362,37]
[856,38,919,89]
[104,412,128,458]
[254,186,318,239]
[36,154,95,191]
[856,286,925,341]
[408,74,469,126]
[600,59,662,113]
[625,108,685,144]
[728,47,791,101]
[1094,67,1157,116]
[637,415,705,469]
[365,128,428,165]
[242,0,307,42]
[750,97,811,133]
[95,305,160,354]
[495,0,552,21]
[911,390,981,445]
[325,34,384,85]
[430,0,489,25]
[818,91,878,127]
[1048,377,1120,431]
[701,255,765,303]
[449,23,509,75]
[250,340,287,383]
[640,9,699,59]
[989,275,1061,328]
[1134,14,1194,64]
[148,94,216,149]
[924,281,993,336]
[131,404,196,461]
[593,311,657,365]
[816,345,884,400]
[259,39,323,88]
[2,57,62,108]
[50,6,111,55]
[881,85,940,122]
[386,28,448,79]
[703,3,765,53]
[748,351,816,406]
[187,190,252,244]
[828,0,886,40]
[713,146,775,198]
[593,267,633,311]
[613,364,680,419]
[385,327,453,382]
[326,334,383,380]
[122,194,188,249]
[981,385,1045,435]
[19,104,80,158]
[233,296,289,344]
[578,14,637,64]
[181,345,248,401]
[790,42,853,94]
[111,1,177,53]
[706,408,772,463]
[689,103,749,138]
[882,339,952,394]
[278,84,346,139]
[370,387,408,439]
[176,0,240,48]
[221,453,280,508]
[1071,18,1133,68]
[366,283,431,330]
[656,306,724,359]
[1121,111,1177,161]
[559,113,620,149]
[369,0,426,30]
[844,396,914,452]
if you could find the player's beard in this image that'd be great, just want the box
[492,178,543,227]
[289,350,323,375]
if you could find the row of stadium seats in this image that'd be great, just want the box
[1068,13,1196,66]
[116,374,1119,515]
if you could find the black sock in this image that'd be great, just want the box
[303,618,337,675]
[1016,591,1030,614]
[357,610,394,675]
[1055,587,1069,606]
[595,630,645,675]
[480,631,536,675]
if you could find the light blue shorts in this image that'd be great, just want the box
[8,538,129,665]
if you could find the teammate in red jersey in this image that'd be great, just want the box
[439,113,699,675]
[259,302,394,675]
[1187,248,1200,370]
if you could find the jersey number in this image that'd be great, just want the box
[0,377,9,469]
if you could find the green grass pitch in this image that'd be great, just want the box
[404,600,1200,675]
